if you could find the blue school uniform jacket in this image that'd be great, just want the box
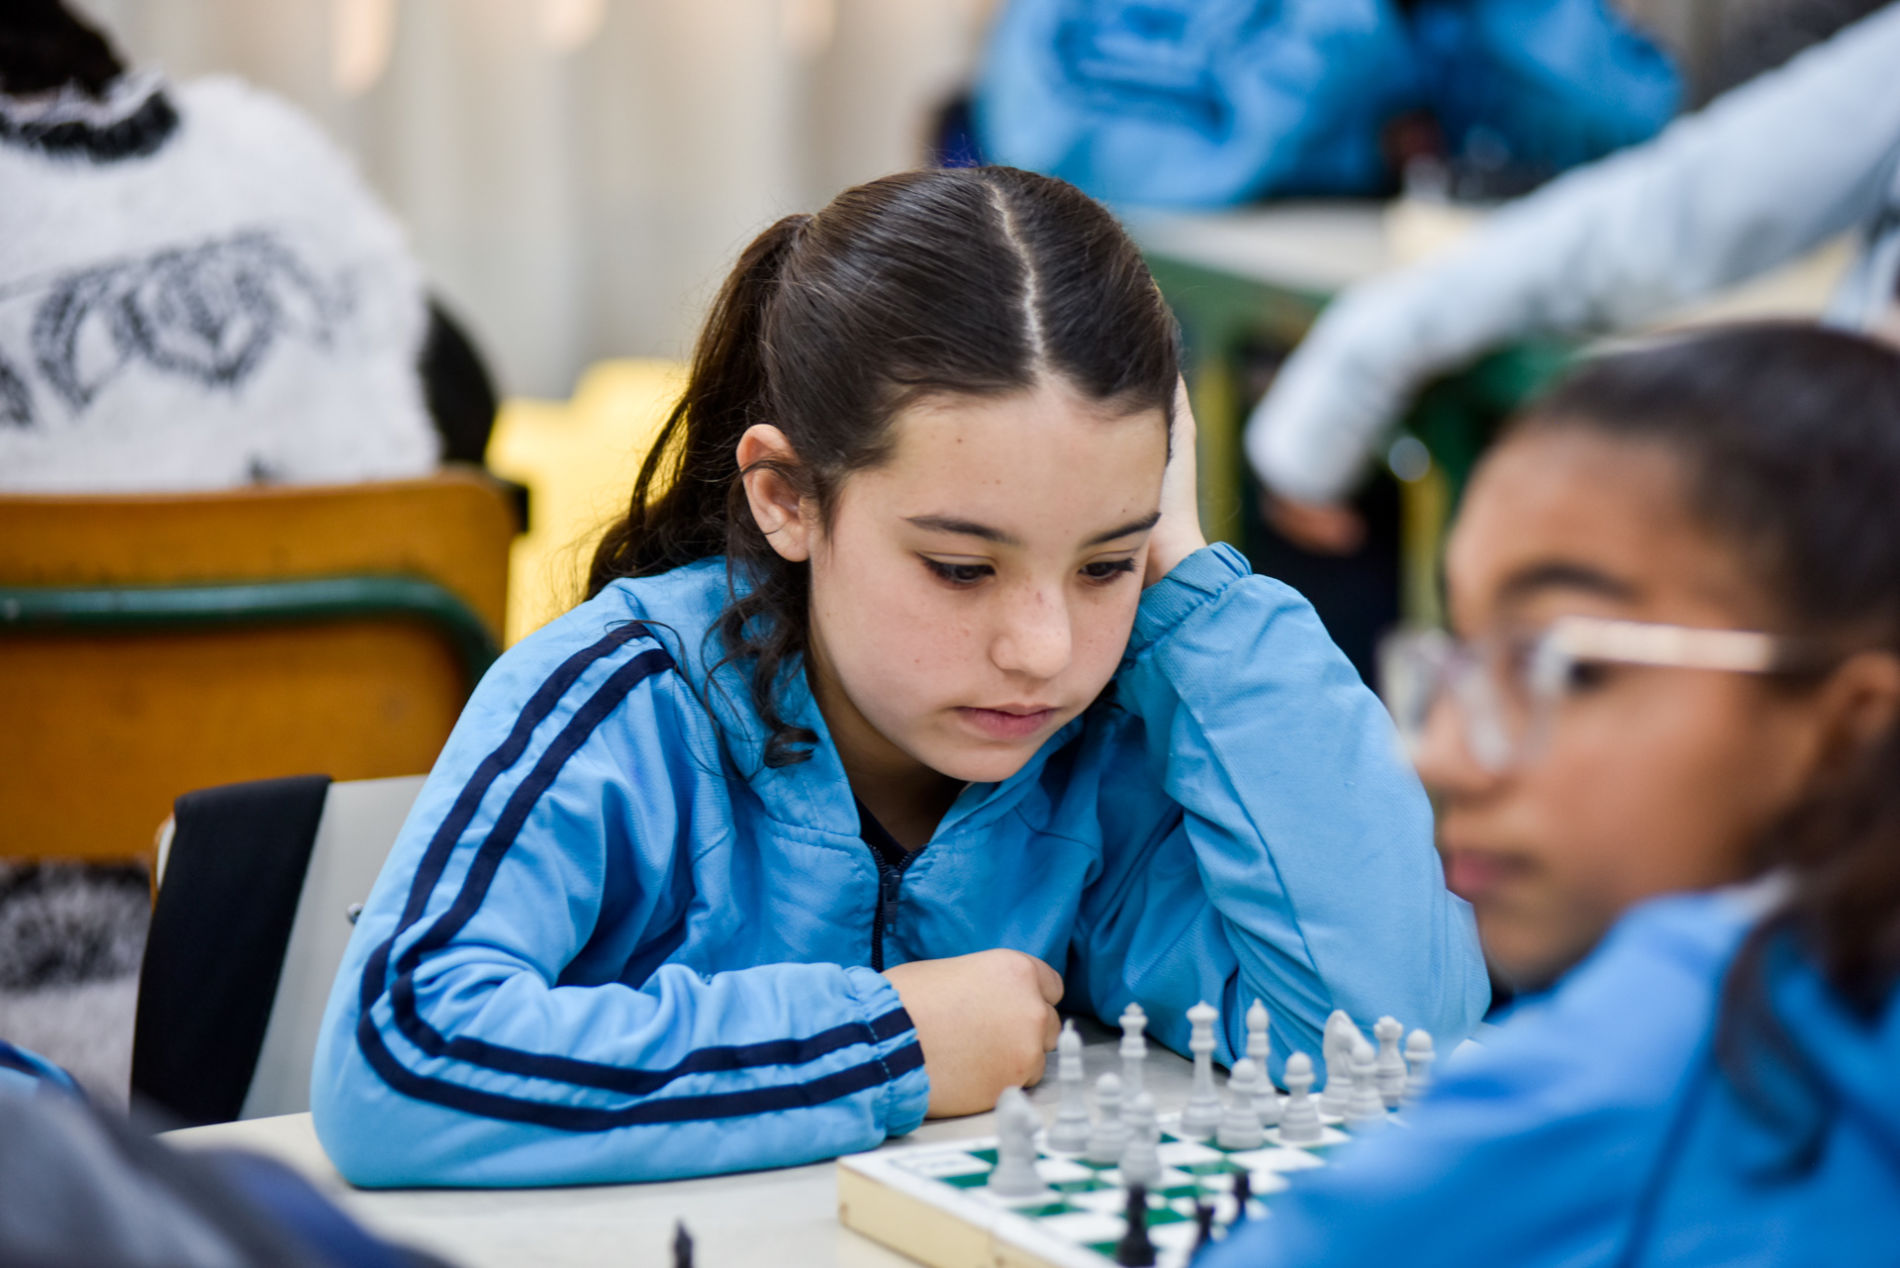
[311,545,1486,1186]
[1203,884,1900,1267]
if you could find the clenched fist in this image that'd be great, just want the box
[882,950,1064,1119]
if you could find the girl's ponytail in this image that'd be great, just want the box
[587,213,809,595]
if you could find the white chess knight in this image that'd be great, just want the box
[1374,1015,1408,1109]
[1086,1072,1129,1166]
[1179,1000,1223,1140]
[1118,1002,1148,1101]
[1046,1020,1092,1153]
[1276,1052,1324,1145]
[988,1087,1049,1198]
[1217,1056,1266,1150]
[1319,1010,1358,1118]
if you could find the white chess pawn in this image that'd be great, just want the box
[1404,1030,1437,1102]
[1216,1056,1266,1150]
[1179,1000,1223,1140]
[1118,1091,1161,1187]
[1277,1052,1323,1145]
[1344,1037,1387,1131]
[1374,1016,1408,1109]
[1047,1020,1092,1153]
[988,1087,1049,1198]
[1246,1001,1281,1126]
[1319,1010,1357,1118]
[1086,1072,1129,1165]
[1118,1003,1148,1101]
[1245,1000,1271,1066]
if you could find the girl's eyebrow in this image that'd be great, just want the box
[1498,561,1640,605]
[905,514,1018,545]
[903,511,1162,548]
[1085,511,1162,545]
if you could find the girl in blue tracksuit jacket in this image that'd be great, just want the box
[312,166,1486,1187]
[1207,323,1900,1266]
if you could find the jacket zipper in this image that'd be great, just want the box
[867,844,921,973]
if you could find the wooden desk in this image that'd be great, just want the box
[165,1027,1195,1267]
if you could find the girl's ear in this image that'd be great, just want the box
[737,424,816,562]
[1811,650,1900,781]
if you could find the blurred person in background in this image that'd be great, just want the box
[1209,322,1900,1266]
[0,0,496,494]
[0,0,496,1106]
[972,0,1680,208]
[1246,1,1900,553]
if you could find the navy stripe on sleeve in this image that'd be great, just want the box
[359,1027,925,1132]
[355,623,918,1126]
[359,622,655,1016]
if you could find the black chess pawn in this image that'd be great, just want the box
[1191,1197,1218,1254]
[1231,1169,1254,1224]
[1114,1182,1157,1267]
[673,1220,694,1268]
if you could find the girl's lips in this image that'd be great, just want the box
[1445,847,1534,903]
[955,706,1059,740]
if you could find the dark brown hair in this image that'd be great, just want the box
[1515,322,1900,1167]
[586,166,1179,765]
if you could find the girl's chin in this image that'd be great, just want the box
[919,736,1044,787]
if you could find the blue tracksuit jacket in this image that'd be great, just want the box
[1203,884,1900,1266]
[311,544,1486,1186]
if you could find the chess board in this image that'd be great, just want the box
[837,1115,1362,1268]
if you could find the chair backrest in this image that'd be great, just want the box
[0,469,512,866]
[133,774,423,1125]
[241,775,423,1120]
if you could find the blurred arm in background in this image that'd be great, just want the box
[1246,1,1900,533]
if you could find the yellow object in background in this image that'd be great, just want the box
[487,359,685,645]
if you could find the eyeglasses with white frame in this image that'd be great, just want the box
[1378,615,1829,772]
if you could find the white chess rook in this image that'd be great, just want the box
[1086,1072,1129,1166]
[1047,1019,1092,1154]
[1179,1001,1223,1140]
[1276,1052,1323,1145]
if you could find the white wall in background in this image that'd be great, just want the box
[82,0,993,397]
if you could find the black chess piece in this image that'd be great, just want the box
[1191,1197,1218,1253]
[673,1220,694,1268]
[1231,1169,1254,1224]
[1114,1182,1157,1267]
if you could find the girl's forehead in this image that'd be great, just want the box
[852,384,1167,525]
[1446,429,1770,633]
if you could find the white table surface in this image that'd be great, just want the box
[165,1024,1197,1268]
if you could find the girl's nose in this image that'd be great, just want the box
[1411,692,1499,800]
[991,585,1072,680]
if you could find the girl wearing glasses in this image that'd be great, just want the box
[1208,322,1900,1265]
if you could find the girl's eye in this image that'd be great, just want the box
[1081,558,1138,584]
[1563,661,1613,693]
[922,558,993,586]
